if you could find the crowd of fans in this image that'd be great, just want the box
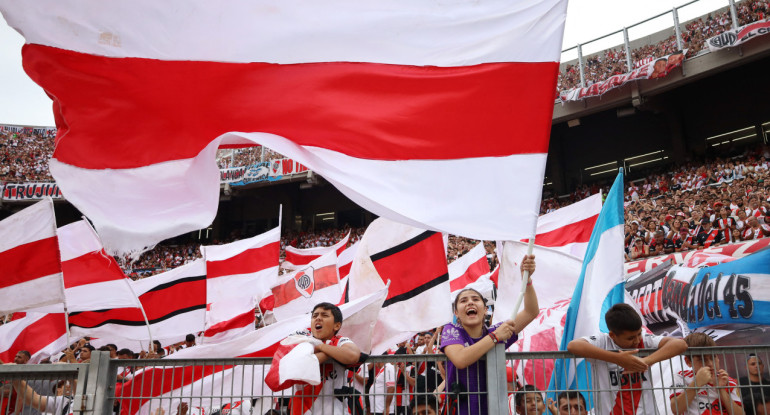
[557,0,769,93]
[0,128,56,182]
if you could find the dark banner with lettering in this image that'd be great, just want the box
[2,182,63,201]
[629,249,770,331]
[708,19,770,51]
[560,50,687,102]
[626,261,674,327]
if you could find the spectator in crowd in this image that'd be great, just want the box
[741,354,770,415]
[8,379,74,415]
[289,302,362,414]
[13,350,31,364]
[510,385,546,415]
[696,219,725,249]
[670,333,743,415]
[410,394,439,415]
[553,391,588,415]
[441,256,538,415]
[568,304,687,415]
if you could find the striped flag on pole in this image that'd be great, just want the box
[0,199,64,314]
[283,232,350,270]
[549,170,626,401]
[0,0,567,255]
[349,218,451,354]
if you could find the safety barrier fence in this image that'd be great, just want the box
[2,346,770,414]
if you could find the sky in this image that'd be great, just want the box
[0,0,727,127]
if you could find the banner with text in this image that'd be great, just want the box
[224,158,310,186]
[560,50,687,102]
[2,182,63,201]
[708,19,770,51]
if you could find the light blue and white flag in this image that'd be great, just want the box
[548,169,626,399]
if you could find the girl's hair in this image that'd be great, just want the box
[453,288,487,311]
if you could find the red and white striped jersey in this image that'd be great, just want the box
[669,369,742,415]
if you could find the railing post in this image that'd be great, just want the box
[79,351,117,415]
[672,7,683,50]
[577,44,586,88]
[728,0,739,29]
[486,344,508,413]
[622,27,632,71]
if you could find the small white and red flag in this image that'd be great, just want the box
[203,296,257,344]
[32,219,140,313]
[524,193,602,259]
[0,312,67,364]
[282,231,350,270]
[203,226,280,303]
[0,199,64,314]
[448,242,491,297]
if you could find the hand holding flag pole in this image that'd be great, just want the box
[510,239,535,320]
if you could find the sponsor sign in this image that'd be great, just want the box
[708,19,770,51]
[2,182,63,201]
[560,50,687,102]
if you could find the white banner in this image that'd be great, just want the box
[708,19,770,51]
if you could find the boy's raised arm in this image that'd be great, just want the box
[567,339,649,373]
[642,337,687,367]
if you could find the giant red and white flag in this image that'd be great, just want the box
[203,226,280,303]
[0,312,67,364]
[448,243,491,297]
[32,220,140,313]
[69,260,207,341]
[115,287,387,415]
[282,231,350,270]
[349,218,452,354]
[525,193,602,259]
[0,199,64,314]
[0,0,567,254]
[270,252,341,321]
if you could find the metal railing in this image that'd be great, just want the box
[559,0,759,93]
[4,346,770,415]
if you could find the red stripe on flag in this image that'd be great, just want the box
[0,314,66,362]
[61,250,127,288]
[24,45,557,169]
[371,232,447,301]
[69,276,206,327]
[284,251,320,268]
[272,266,338,306]
[0,237,61,289]
[207,242,280,279]
[449,256,490,292]
[117,365,230,415]
[204,310,255,337]
[490,266,500,287]
[528,215,598,247]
